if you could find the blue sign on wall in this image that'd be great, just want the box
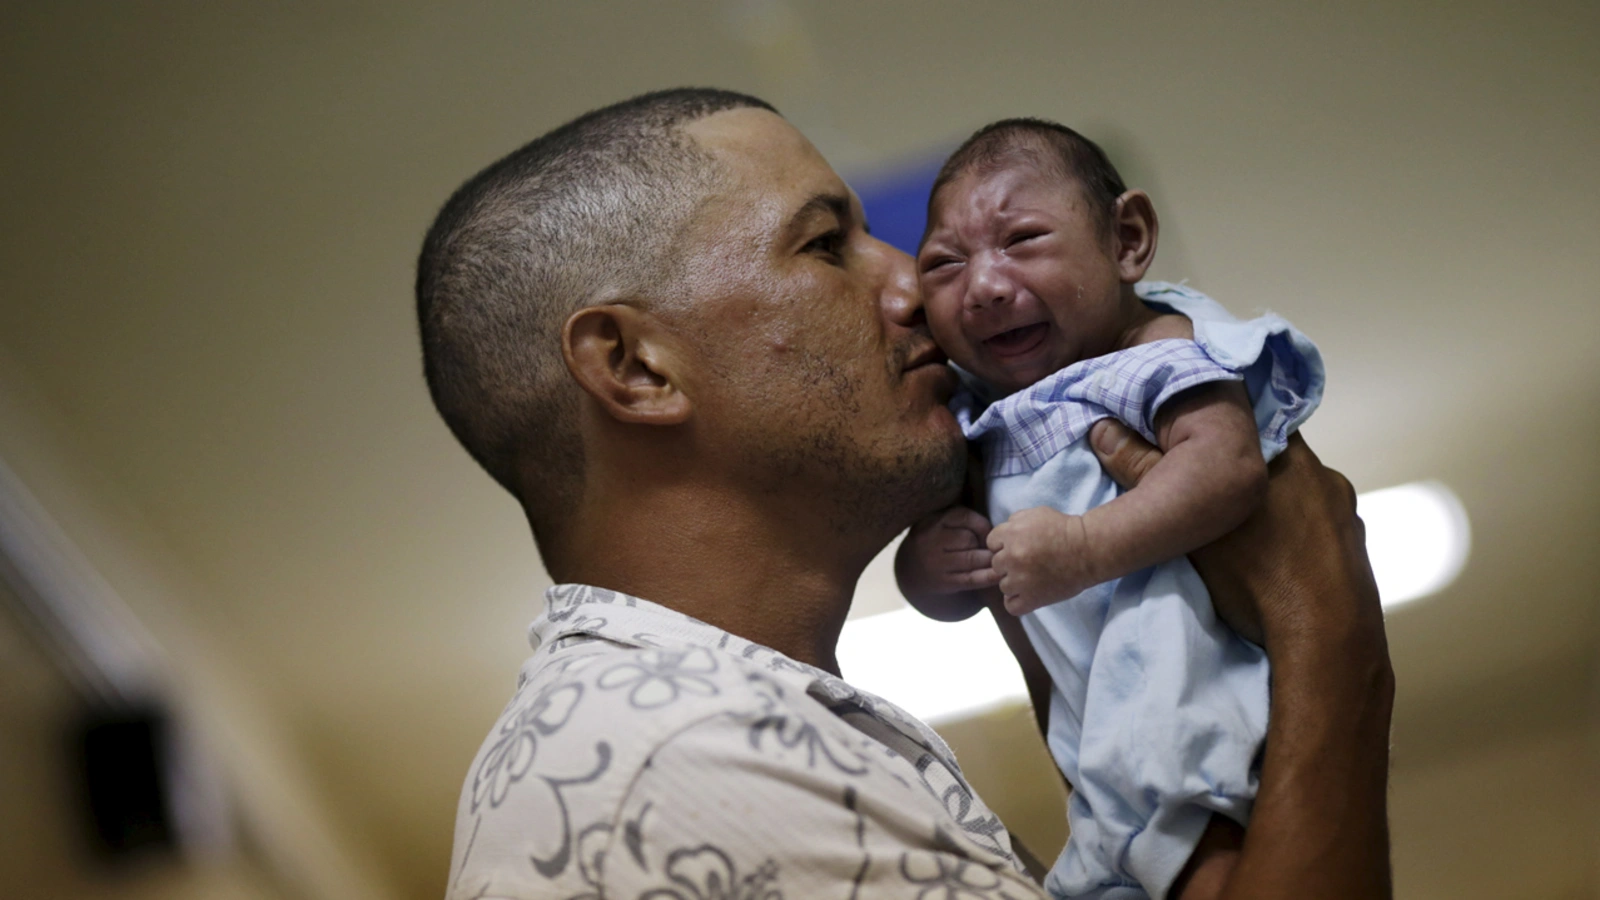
[852,156,946,258]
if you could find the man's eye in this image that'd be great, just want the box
[803,229,846,260]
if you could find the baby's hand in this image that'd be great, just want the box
[897,506,1002,607]
[988,507,1098,615]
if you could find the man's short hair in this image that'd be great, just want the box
[416,88,776,564]
[927,117,1128,238]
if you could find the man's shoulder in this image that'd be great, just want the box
[507,637,800,736]
[446,637,855,898]
[544,637,804,720]
[465,637,824,809]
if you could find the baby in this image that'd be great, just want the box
[896,119,1324,899]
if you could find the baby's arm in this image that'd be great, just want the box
[988,381,1267,615]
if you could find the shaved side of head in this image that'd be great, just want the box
[416,88,777,568]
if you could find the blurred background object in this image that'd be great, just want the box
[1,2,1596,898]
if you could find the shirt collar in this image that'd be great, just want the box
[532,583,962,757]
[534,583,834,681]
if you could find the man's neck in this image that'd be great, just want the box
[559,480,880,675]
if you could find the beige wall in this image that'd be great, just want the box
[0,345,390,900]
[0,579,283,900]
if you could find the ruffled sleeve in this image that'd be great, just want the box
[1137,282,1325,459]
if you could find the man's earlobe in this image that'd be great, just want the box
[1112,189,1159,284]
[563,305,692,425]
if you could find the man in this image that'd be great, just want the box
[416,89,1393,899]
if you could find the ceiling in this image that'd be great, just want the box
[1,2,1597,898]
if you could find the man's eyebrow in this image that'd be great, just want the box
[785,192,853,237]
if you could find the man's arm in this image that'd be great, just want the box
[1088,421,1394,900]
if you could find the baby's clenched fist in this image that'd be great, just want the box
[988,506,1099,615]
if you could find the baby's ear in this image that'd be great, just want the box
[1110,190,1159,283]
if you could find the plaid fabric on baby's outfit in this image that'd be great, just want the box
[955,339,1242,478]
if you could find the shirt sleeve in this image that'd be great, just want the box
[600,711,1047,899]
[1075,339,1243,446]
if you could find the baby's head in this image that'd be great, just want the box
[919,119,1158,394]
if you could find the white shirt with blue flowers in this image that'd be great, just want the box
[446,584,1045,899]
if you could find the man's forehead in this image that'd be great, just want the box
[685,107,846,200]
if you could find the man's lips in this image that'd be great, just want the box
[900,340,947,373]
[900,341,957,401]
[981,322,1049,360]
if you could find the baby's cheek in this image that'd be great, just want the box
[921,291,969,352]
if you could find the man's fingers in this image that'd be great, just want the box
[949,567,1001,589]
[1090,419,1163,490]
[941,506,994,541]
[943,547,994,573]
[939,527,982,550]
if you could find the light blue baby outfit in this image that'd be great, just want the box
[953,282,1324,899]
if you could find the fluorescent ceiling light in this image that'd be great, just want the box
[841,480,1469,723]
[836,606,1026,725]
[1357,480,1471,609]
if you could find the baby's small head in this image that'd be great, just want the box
[919,118,1158,394]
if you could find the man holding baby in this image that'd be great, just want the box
[417,89,1393,900]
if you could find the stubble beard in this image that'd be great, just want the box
[765,349,966,542]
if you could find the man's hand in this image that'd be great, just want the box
[895,506,1001,621]
[1088,419,1382,653]
[987,507,1098,615]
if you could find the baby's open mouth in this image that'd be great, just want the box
[982,322,1049,358]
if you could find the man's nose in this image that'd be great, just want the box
[965,252,1013,311]
[877,240,927,332]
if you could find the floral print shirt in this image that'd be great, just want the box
[446,583,1045,899]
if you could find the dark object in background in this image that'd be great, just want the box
[72,705,177,860]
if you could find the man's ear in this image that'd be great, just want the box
[1110,189,1159,284]
[563,304,692,426]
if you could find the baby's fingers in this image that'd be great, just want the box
[985,522,1009,553]
[1004,593,1043,616]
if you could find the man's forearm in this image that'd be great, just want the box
[1225,625,1394,899]
[1090,425,1395,899]
[1198,437,1395,900]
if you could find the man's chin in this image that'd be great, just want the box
[910,428,968,517]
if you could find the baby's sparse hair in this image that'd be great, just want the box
[927,118,1128,240]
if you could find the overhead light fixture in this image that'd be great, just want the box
[840,480,1469,723]
[835,606,1026,725]
[1357,480,1471,609]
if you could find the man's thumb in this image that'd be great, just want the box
[1090,420,1163,489]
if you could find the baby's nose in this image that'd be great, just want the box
[964,255,1015,309]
